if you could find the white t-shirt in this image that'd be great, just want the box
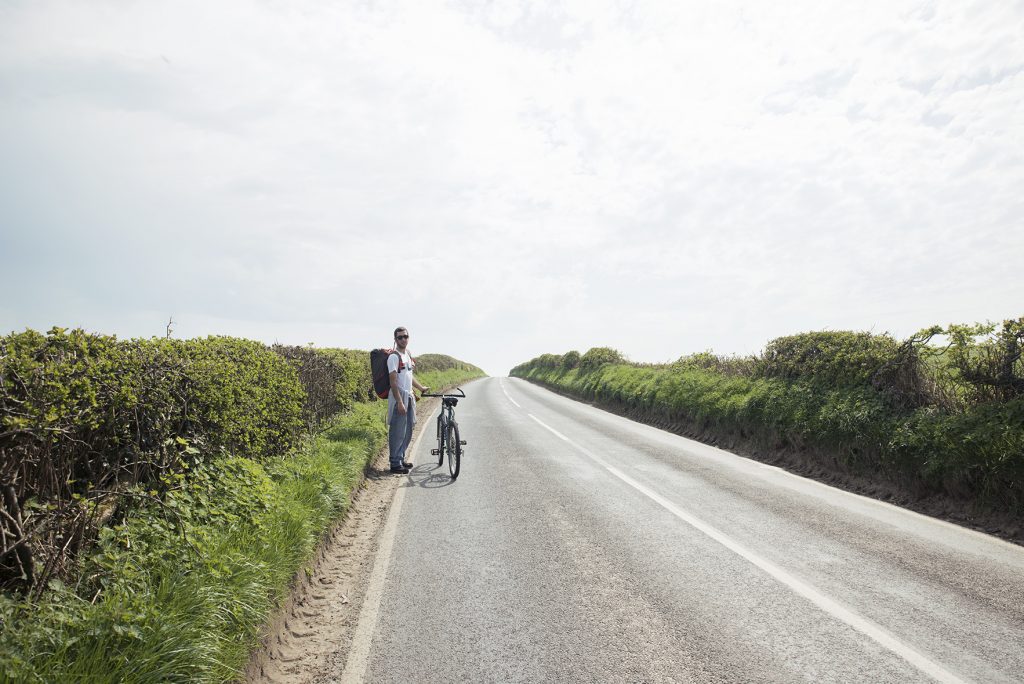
[387,351,414,396]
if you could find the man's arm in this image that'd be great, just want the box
[390,370,407,415]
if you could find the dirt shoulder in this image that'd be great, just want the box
[243,398,438,684]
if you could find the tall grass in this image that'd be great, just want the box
[0,402,387,682]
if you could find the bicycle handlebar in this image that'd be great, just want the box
[421,387,466,398]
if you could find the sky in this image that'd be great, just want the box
[1,0,1022,376]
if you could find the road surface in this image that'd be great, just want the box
[334,377,1024,683]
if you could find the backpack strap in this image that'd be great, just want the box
[390,350,405,373]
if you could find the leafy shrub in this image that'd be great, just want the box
[0,330,304,595]
[321,348,374,406]
[0,403,388,683]
[182,337,304,461]
[927,318,1024,405]
[511,319,1024,516]
[757,331,902,387]
[561,351,581,370]
[579,347,624,372]
[0,330,485,682]
[414,354,486,392]
[672,351,758,377]
[274,346,371,426]
[414,353,484,377]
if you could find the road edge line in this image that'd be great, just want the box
[525,412,967,684]
[337,419,428,683]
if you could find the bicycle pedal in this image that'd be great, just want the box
[430,449,439,455]
[460,440,467,445]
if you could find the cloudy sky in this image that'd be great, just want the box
[1,0,1021,375]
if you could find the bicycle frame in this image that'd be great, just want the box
[424,388,467,479]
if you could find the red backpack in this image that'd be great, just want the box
[370,349,414,399]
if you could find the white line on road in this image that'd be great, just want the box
[499,379,521,407]
[520,379,1022,556]
[337,425,428,684]
[526,412,967,684]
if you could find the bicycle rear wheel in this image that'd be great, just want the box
[436,414,445,466]
[446,421,461,479]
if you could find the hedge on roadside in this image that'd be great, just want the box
[0,402,389,682]
[1,327,487,682]
[272,345,373,427]
[0,329,306,596]
[511,321,1024,517]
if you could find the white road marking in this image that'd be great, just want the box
[526,412,967,684]
[338,425,427,684]
[516,379,1022,556]
[499,379,521,407]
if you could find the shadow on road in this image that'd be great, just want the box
[406,463,457,489]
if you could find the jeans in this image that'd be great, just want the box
[388,394,416,468]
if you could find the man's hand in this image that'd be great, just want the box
[420,386,431,396]
[396,401,408,415]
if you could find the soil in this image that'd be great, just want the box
[243,398,438,684]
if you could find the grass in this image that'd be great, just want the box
[0,360,486,683]
[416,367,486,393]
[513,358,1024,517]
[0,402,387,683]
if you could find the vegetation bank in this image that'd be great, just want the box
[0,328,484,682]
[511,320,1023,539]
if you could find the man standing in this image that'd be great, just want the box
[388,326,429,474]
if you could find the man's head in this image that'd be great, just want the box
[394,326,409,350]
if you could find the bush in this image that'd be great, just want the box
[561,351,581,370]
[510,321,1024,517]
[321,348,374,407]
[757,331,902,387]
[0,403,388,683]
[0,330,304,595]
[0,332,486,682]
[414,354,486,391]
[579,347,624,372]
[273,346,371,426]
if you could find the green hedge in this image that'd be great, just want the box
[273,346,373,427]
[511,325,1024,517]
[0,403,388,682]
[413,354,486,391]
[1,327,487,682]
[0,330,306,596]
[0,330,486,597]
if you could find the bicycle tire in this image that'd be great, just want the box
[447,421,461,479]
[436,413,445,467]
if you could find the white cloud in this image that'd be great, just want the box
[1,0,1022,375]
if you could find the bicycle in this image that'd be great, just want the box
[423,388,467,479]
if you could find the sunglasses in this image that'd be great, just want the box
[396,334,409,339]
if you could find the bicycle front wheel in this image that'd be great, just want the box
[436,414,445,467]
[446,421,461,479]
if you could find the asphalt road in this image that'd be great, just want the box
[342,377,1024,683]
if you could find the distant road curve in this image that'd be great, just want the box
[337,377,1024,684]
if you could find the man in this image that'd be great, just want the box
[387,326,429,474]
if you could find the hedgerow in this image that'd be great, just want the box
[510,319,1024,517]
[0,328,486,682]
[0,330,305,596]
[273,345,372,427]
[0,403,388,682]
[413,354,486,392]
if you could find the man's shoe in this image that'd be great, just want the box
[402,461,413,468]
[389,465,409,474]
